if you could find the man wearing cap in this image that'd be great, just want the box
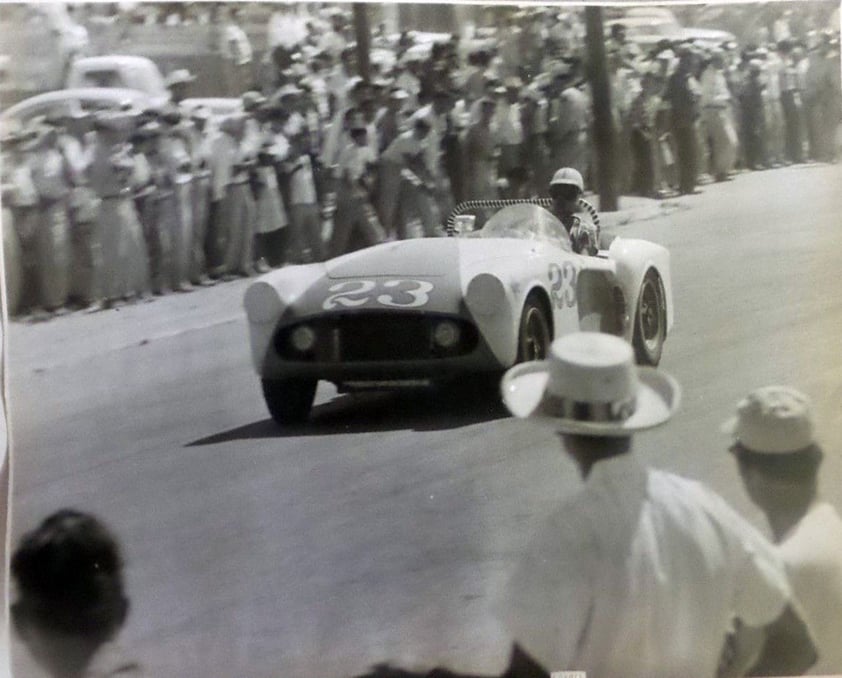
[663,46,702,194]
[547,168,598,256]
[164,69,195,106]
[724,386,842,675]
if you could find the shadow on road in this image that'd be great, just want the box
[186,385,509,444]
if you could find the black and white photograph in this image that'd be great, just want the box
[2,1,842,676]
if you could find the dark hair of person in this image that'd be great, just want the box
[11,509,127,638]
[732,443,823,482]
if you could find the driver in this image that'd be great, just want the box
[548,167,599,255]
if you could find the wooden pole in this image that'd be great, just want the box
[353,3,371,82]
[585,6,618,211]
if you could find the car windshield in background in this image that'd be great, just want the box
[478,204,571,247]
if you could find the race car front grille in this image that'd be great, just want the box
[274,313,479,363]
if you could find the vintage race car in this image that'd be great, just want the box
[244,200,674,425]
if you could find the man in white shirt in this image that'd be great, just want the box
[700,50,738,181]
[724,385,842,675]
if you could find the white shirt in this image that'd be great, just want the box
[778,502,842,675]
[337,142,376,183]
[288,153,317,206]
[224,23,252,65]
[499,453,790,678]
[493,100,524,146]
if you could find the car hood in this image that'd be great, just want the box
[325,238,461,278]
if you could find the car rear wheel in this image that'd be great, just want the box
[262,378,318,425]
[633,270,665,366]
[517,297,552,363]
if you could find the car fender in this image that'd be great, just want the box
[243,263,326,374]
[607,237,674,342]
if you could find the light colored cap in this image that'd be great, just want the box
[165,69,196,87]
[549,167,584,191]
[722,386,816,454]
[501,333,680,436]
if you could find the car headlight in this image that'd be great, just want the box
[432,320,461,349]
[465,273,505,316]
[289,324,317,353]
[244,281,283,324]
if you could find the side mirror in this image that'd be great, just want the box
[452,214,476,234]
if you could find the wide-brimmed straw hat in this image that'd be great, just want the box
[501,332,680,436]
[721,386,815,454]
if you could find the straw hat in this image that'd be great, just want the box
[722,386,815,454]
[501,332,680,436]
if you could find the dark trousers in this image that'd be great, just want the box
[781,92,803,163]
[673,123,697,194]
[630,129,655,197]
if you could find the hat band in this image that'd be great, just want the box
[539,393,637,423]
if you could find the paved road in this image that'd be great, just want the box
[8,162,842,678]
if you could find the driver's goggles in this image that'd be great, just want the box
[549,185,580,201]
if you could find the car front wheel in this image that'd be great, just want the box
[262,378,318,425]
[633,270,665,366]
[517,297,552,363]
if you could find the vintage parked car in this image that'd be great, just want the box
[1,87,152,130]
[64,55,170,108]
[244,201,674,425]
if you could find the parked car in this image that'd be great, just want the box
[244,201,673,425]
[65,55,170,107]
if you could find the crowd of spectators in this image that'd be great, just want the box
[2,4,840,320]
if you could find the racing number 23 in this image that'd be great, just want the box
[548,262,577,309]
[322,280,434,310]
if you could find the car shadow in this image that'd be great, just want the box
[186,385,509,444]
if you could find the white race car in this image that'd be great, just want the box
[244,200,674,425]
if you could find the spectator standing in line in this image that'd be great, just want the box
[28,122,73,315]
[724,386,842,675]
[283,124,323,263]
[700,49,738,181]
[761,46,785,167]
[87,111,149,305]
[463,97,498,201]
[520,87,549,197]
[777,40,804,164]
[330,113,384,257]
[546,62,590,179]
[663,46,702,194]
[628,69,659,197]
[379,110,439,240]
[375,88,409,156]
[11,509,141,677]
[494,77,526,199]
[185,107,216,287]
[741,60,768,170]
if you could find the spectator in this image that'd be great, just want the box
[11,509,140,677]
[663,46,702,194]
[462,97,498,201]
[283,124,323,263]
[221,7,254,95]
[724,386,842,675]
[700,49,738,181]
[777,40,804,164]
[628,70,659,197]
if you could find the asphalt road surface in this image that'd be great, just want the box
[8,162,842,678]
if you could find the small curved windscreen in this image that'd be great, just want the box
[479,204,571,248]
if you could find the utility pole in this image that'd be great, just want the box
[353,3,371,82]
[584,6,618,211]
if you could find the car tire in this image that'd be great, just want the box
[262,378,318,425]
[633,269,665,366]
[517,296,552,363]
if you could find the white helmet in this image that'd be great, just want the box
[550,167,584,192]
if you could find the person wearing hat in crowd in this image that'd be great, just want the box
[520,86,550,197]
[430,86,462,211]
[628,68,661,198]
[547,167,598,256]
[740,59,769,171]
[282,118,323,263]
[354,334,816,678]
[699,49,738,182]
[2,126,42,316]
[88,109,150,306]
[493,76,526,199]
[11,509,142,678]
[777,39,805,164]
[330,111,385,257]
[378,106,439,240]
[25,120,73,316]
[724,386,842,675]
[164,68,195,106]
[375,87,409,155]
[185,106,216,287]
[545,60,590,179]
[663,45,702,195]
[463,96,499,203]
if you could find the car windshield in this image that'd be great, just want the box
[476,204,571,248]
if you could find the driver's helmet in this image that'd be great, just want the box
[549,167,584,193]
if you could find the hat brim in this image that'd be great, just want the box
[501,360,681,436]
